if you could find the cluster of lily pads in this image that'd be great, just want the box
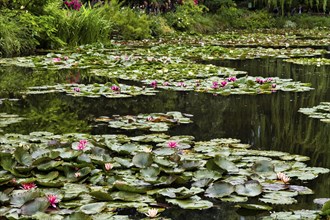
[144,76,313,95]
[284,57,330,66]
[0,113,25,133]
[132,44,326,60]
[0,131,329,219]
[299,102,330,123]
[25,83,157,98]
[94,112,193,132]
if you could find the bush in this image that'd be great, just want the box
[0,10,41,57]
[149,15,175,37]
[164,1,209,33]
[214,7,275,30]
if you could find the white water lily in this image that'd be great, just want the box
[277,172,290,184]
[145,208,159,218]
[105,163,113,171]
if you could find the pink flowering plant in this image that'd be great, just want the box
[64,0,82,10]
[72,139,93,151]
[47,194,60,208]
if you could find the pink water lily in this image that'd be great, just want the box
[211,81,219,89]
[20,182,37,190]
[163,82,170,86]
[272,83,276,88]
[52,57,61,62]
[77,139,88,150]
[220,81,227,87]
[177,82,186,87]
[73,87,80,92]
[47,194,59,208]
[151,80,157,89]
[111,85,120,92]
[167,141,178,148]
[227,77,237,82]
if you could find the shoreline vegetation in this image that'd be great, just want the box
[1,0,330,57]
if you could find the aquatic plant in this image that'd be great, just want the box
[0,131,328,219]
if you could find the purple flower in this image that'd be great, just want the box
[220,81,227,87]
[227,77,237,82]
[73,87,80,92]
[211,81,219,89]
[111,85,120,92]
[150,80,157,89]
[167,141,178,148]
[272,83,276,88]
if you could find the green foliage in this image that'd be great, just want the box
[0,0,53,15]
[286,14,330,28]
[108,0,151,40]
[0,10,39,57]
[203,0,236,12]
[164,1,208,32]
[149,15,174,36]
[215,7,275,29]
[45,1,112,46]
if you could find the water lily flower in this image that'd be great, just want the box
[177,82,186,87]
[167,141,178,148]
[74,172,81,178]
[272,83,277,88]
[150,80,157,89]
[105,163,113,171]
[227,77,237,82]
[52,57,61,62]
[47,194,59,208]
[73,87,80,92]
[111,85,120,92]
[64,56,69,61]
[277,172,290,184]
[211,81,219,89]
[163,82,170,86]
[145,208,159,218]
[76,139,88,150]
[266,78,273,82]
[20,182,37,190]
[147,116,154,121]
[220,81,227,87]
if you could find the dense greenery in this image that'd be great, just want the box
[1,0,330,57]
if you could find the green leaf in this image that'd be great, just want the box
[14,147,32,166]
[132,152,153,168]
[79,202,107,215]
[166,196,213,210]
[205,182,234,198]
[10,190,40,208]
[21,197,49,215]
[235,180,262,197]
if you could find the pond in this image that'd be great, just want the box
[0,38,329,219]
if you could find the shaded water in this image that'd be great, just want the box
[0,57,329,219]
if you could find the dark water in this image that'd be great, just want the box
[0,58,329,219]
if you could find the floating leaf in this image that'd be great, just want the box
[166,196,213,210]
[235,180,262,197]
[205,182,234,198]
[79,202,107,215]
[132,152,153,168]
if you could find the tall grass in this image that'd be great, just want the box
[0,11,39,57]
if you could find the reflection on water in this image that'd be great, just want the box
[0,58,329,219]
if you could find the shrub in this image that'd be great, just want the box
[214,7,275,30]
